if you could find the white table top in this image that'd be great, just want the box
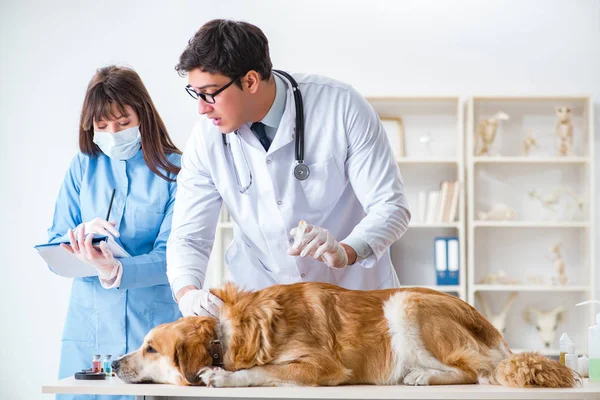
[42,377,600,399]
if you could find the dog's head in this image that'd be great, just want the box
[113,316,217,385]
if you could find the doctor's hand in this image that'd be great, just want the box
[178,289,224,318]
[74,218,120,238]
[287,222,352,269]
[60,226,121,280]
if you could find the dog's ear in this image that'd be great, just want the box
[553,306,565,324]
[174,317,216,385]
[175,337,208,385]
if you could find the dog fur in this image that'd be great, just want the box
[113,282,579,388]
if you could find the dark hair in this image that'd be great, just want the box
[175,19,272,84]
[79,65,181,182]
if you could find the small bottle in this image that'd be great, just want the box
[91,355,102,373]
[579,355,589,378]
[559,333,572,366]
[565,343,578,372]
[103,355,112,377]
[576,300,600,382]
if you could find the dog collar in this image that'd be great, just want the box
[210,339,224,367]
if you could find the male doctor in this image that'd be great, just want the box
[167,19,411,317]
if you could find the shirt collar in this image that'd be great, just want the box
[259,73,287,129]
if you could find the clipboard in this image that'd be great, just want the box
[35,235,131,278]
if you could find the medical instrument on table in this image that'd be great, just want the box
[91,354,102,373]
[103,355,113,376]
[75,370,106,380]
[223,70,309,194]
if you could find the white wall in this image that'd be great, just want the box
[1,0,599,398]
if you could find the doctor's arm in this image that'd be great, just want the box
[340,87,411,265]
[166,131,222,302]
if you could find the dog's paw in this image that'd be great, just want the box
[198,367,238,387]
[403,369,431,386]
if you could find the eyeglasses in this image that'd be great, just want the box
[185,76,240,104]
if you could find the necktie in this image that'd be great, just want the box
[251,122,271,151]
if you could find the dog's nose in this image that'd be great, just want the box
[544,341,551,348]
[112,359,121,371]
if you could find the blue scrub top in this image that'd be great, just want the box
[48,149,182,400]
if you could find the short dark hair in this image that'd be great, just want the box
[79,66,181,181]
[175,19,272,83]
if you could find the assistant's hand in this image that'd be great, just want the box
[178,289,224,318]
[74,217,120,238]
[287,221,349,269]
[60,225,121,279]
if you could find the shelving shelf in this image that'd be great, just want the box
[467,95,595,355]
[367,96,466,301]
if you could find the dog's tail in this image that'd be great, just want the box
[494,352,581,388]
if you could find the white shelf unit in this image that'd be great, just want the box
[466,96,595,354]
[367,97,466,301]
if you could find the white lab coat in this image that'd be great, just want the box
[167,73,410,294]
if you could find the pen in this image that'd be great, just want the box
[105,189,116,221]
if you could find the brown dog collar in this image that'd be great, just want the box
[209,339,224,367]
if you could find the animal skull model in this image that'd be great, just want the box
[550,242,568,286]
[477,203,516,221]
[475,292,518,335]
[555,106,573,156]
[475,111,509,156]
[524,306,565,348]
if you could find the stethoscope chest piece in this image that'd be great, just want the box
[294,162,310,181]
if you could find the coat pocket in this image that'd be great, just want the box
[133,209,164,234]
[297,155,345,211]
[152,284,182,326]
[61,280,98,343]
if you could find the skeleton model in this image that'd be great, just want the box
[524,306,565,349]
[478,269,521,285]
[475,292,518,335]
[522,135,538,156]
[475,111,509,156]
[549,242,568,286]
[529,187,584,221]
[477,203,515,221]
[555,106,574,156]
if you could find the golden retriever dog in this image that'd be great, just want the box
[113,282,578,388]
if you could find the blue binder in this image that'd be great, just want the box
[434,237,459,285]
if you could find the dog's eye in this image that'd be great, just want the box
[535,326,541,331]
[146,346,157,353]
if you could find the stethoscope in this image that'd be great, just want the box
[222,69,309,194]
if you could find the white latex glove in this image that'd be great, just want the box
[74,217,120,238]
[178,289,224,318]
[60,225,121,279]
[287,221,348,269]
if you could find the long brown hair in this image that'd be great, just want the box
[79,65,181,181]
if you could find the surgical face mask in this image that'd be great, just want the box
[93,125,142,160]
